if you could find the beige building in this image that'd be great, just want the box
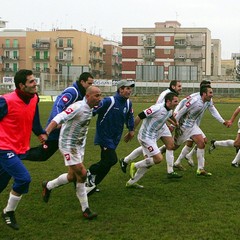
[122,21,215,81]
[0,29,105,79]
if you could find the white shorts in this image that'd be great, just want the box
[157,123,172,139]
[138,136,160,157]
[175,125,205,146]
[60,147,84,166]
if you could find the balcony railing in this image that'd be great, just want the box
[32,43,50,49]
[32,56,50,61]
[2,44,19,49]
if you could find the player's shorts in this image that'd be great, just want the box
[138,136,160,157]
[174,125,205,146]
[60,147,84,166]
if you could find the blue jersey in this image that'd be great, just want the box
[46,81,86,140]
[93,92,134,149]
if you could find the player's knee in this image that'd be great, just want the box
[13,174,31,194]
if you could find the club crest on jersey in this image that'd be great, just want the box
[148,146,154,152]
[64,153,71,161]
[64,108,74,114]
[62,96,69,102]
[185,101,191,108]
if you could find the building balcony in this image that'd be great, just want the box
[2,44,19,49]
[142,53,155,61]
[174,54,187,60]
[174,41,187,48]
[190,41,204,48]
[2,68,17,72]
[55,56,73,62]
[190,54,203,60]
[143,41,155,48]
[32,56,50,61]
[32,43,50,49]
[2,56,19,61]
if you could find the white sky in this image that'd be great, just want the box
[1,0,240,59]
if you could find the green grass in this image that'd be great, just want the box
[1,101,240,240]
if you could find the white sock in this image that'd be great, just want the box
[159,145,166,154]
[127,168,148,184]
[124,146,143,163]
[214,140,234,147]
[4,192,22,212]
[76,183,89,212]
[187,145,197,158]
[166,150,174,173]
[135,157,154,168]
[232,150,240,164]
[175,146,192,165]
[47,173,69,190]
[197,148,205,170]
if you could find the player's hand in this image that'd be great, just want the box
[38,134,48,144]
[124,131,135,142]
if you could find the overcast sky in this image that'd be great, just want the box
[1,0,240,59]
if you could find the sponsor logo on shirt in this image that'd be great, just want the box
[64,153,71,161]
[148,146,154,152]
[7,152,14,158]
[64,108,74,114]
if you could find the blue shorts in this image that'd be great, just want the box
[0,150,31,194]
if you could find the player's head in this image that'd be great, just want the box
[14,69,34,89]
[200,85,213,101]
[165,92,179,109]
[117,80,135,99]
[169,80,182,95]
[78,72,94,90]
[200,80,211,88]
[85,86,102,108]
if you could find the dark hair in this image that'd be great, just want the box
[200,80,211,87]
[169,80,181,88]
[165,92,178,103]
[79,72,93,82]
[200,85,211,96]
[14,69,33,89]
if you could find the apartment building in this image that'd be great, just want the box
[103,40,122,79]
[122,21,215,81]
[0,29,105,79]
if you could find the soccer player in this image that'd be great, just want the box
[173,80,212,170]
[174,85,229,176]
[209,105,240,167]
[126,92,180,188]
[119,80,182,176]
[86,80,135,194]
[41,86,101,220]
[0,69,47,230]
[24,72,94,162]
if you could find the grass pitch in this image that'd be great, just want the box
[1,101,240,240]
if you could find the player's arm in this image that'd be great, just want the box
[0,97,8,120]
[228,106,240,126]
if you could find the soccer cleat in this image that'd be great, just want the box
[129,162,137,179]
[185,155,194,167]
[82,208,98,220]
[167,171,183,179]
[126,182,144,189]
[119,158,128,173]
[231,163,239,168]
[196,169,212,176]
[86,170,95,187]
[173,163,186,171]
[42,181,51,203]
[2,210,19,230]
[208,140,216,154]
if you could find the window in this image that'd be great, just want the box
[58,39,63,47]
[13,51,18,59]
[59,51,63,59]
[164,36,171,42]
[164,49,171,55]
[43,63,48,71]
[44,51,48,59]
[5,51,10,58]
[13,63,18,72]
[35,63,40,71]
[36,51,40,59]
[67,39,72,47]
[5,39,10,47]
[13,39,18,48]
